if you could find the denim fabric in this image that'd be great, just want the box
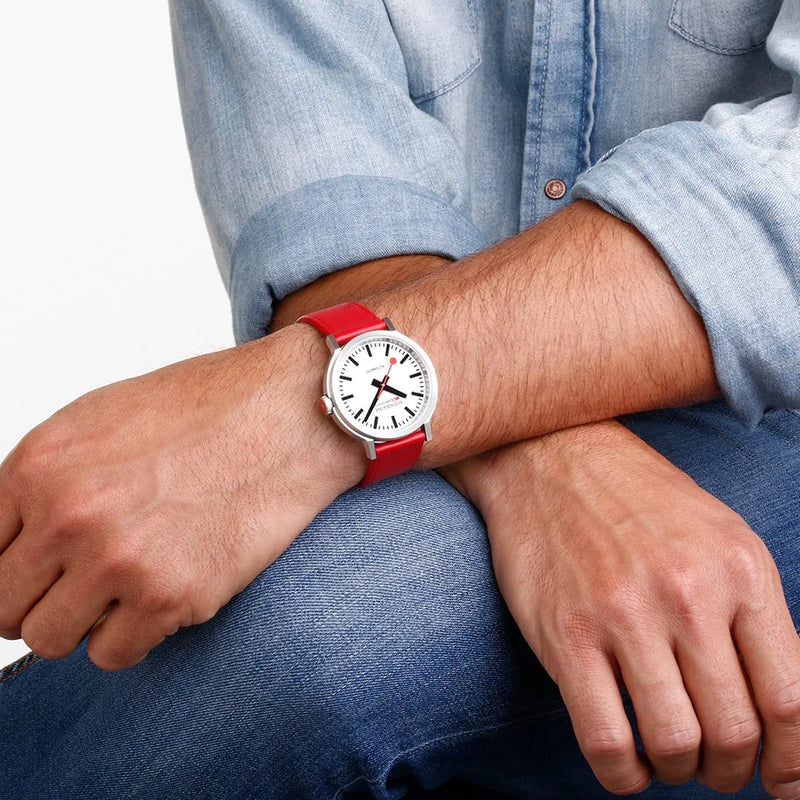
[170,1,800,427]
[1,401,798,799]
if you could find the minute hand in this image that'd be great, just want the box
[371,378,407,398]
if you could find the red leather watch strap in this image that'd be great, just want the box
[358,430,427,487]
[297,301,387,345]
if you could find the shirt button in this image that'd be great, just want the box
[544,179,568,200]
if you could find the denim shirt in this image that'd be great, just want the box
[170,0,800,428]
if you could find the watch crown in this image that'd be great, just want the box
[320,395,334,415]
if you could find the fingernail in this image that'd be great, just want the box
[772,779,800,800]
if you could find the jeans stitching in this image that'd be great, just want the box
[0,651,40,686]
[332,707,569,799]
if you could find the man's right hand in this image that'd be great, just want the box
[441,420,800,798]
[0,325,363,671]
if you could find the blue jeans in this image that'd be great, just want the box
[1,401,798,799]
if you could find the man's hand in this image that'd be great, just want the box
[441,420,800,798]
[0,327,363,670]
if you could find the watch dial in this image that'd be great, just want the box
[330,333,434,439]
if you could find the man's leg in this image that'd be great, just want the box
[0,401,797,799]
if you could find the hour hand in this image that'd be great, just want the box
[371,378,407,398]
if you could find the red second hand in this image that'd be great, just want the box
[374,357,397,403]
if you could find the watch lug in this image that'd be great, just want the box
[363,440,377,460]
[325,333,340,353]
[383,317,395,331]
[423,421,433,442]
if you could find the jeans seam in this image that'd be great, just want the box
[332,707,569,799]
[0,651,40,686]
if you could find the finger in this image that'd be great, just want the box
[615,639,701,785]
[734,587,800,799]
[559,652,652,795]
[86,603,171,672]
[676,628,761,792]
[0,527,62,635]
[19,575,112,660]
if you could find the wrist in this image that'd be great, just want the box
[452,421,630,531]
[256,323,366,497]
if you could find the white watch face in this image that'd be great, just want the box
[325,330,437,441]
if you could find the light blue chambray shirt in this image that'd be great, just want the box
[169,0,800,429]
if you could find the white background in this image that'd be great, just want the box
[0,4,235,667]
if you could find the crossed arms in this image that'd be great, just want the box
[1,200,799,797]
[2,0,800,796]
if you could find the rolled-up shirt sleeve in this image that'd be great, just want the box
[169,0,487,343]
[573,2,800,429]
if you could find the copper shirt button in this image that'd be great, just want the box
[544,179,568,200]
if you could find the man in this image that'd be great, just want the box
[1,1,799,798]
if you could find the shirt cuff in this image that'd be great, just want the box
[573,120,800,429]
[229,175,488,343]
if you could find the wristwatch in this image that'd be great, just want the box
[298,301,438,487]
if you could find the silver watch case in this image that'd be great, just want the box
[321,321,438,460]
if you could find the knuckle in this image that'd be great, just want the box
[581,726,633,763]
[762,680,800,725]
[95,539,146,583]
[554,607,599,651]
[7,425,64,485]
[648,725,701,761]
[47,482,108,535]
[658,565,707,622]
[602,585,648,631]
[725,535,769,595]
[145,580,185,616]
[707,716,761,759]
[137,571,195,624]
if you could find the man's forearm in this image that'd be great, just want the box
[274,201,718,468]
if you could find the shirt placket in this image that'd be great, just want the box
[519,0,598,231]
